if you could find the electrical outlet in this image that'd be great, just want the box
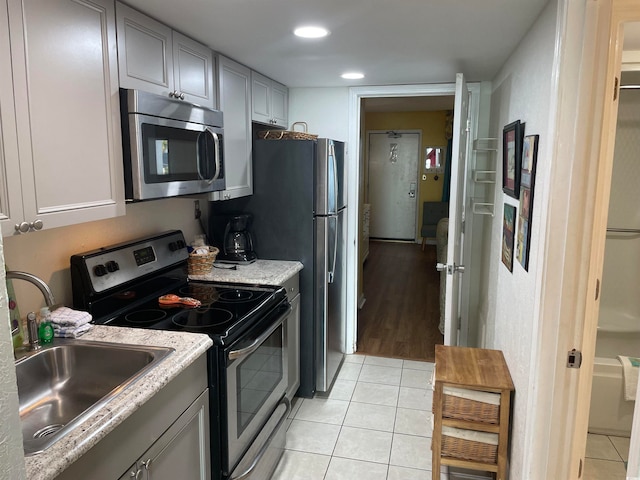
[194,200,201,219]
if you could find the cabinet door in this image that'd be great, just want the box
[172,31,215,109]
[116,1,173,96]
[270,80,289,128]
[211,55,252,201]
[251,70,272,124]
[8,0,125,232]
[141,389,210,480]
[0,1,23,236]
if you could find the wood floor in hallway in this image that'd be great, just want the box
[357,241,443,362]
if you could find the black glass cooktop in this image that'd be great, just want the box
[95,280,287,345]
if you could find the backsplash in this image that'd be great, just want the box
[2,196,209,315]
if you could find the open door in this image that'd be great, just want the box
[438,73,470,346]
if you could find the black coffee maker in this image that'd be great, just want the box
[217,213,257,264]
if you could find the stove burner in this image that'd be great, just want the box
[125,309,167,324]
[218,289,255,302]
[172,308,234,329]
[178,285,219,304]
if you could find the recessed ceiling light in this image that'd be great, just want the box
[341,72,365,80]
[294,26,330,38]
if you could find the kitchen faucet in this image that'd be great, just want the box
[6,270,56,351]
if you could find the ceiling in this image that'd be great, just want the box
[121,0,550,89]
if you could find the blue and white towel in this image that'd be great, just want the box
[50,306,92,327]
[617,355,639,401]
[51,306,93,338]
[53,323,92,338]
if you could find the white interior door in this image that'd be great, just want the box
[442,73,470,346]
[367,131,420,240]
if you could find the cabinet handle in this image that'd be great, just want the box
[30,219,43,231]
[15,222,30,233]
[179,92,185,100]
[128,469,142,479]
[142,458,153,471]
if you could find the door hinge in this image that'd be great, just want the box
[614,77,619,101]
[567,349,582,368]
[595,279,600,301]
[465,118,471,133]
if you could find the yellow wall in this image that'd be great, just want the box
[363,110,449,229]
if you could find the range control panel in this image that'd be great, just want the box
[71,230,190,294]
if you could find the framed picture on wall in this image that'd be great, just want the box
[517,134,539,270]
[502,120,524,198]
[502,203,516,272]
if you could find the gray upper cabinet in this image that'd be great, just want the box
[116,2,215,109]
[251,70,288,128]
[210,55,252,201]
[1,0,125,237]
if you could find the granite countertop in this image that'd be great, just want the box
[189,259,303,285]
[23,326,212,480]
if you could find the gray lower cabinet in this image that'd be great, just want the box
[57,355,210,480]
[119,389,210,480]
[281,273,300,400]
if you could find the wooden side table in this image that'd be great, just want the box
[432,345,514,480]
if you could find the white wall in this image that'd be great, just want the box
[479,2,558,477]
[288,87,350,141]
[0,237,27,480]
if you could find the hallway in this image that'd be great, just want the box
[357,241,443,362]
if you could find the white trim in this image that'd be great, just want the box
[346,82,480,354]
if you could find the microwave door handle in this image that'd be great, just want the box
[197,128,221,184]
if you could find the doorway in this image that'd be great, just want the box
[583,26,640,480]
[346,82,482,361]
[356,99,451,362]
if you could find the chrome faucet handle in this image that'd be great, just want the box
[26,312,41,351]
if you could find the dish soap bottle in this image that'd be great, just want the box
[38,306,54,344]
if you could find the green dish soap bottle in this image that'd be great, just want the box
[38,306,54,344]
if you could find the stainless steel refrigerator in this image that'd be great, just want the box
[213,138,346,397]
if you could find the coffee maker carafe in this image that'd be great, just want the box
[219,213,257,264]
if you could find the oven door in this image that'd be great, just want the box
[127,113,225,200]
[225,303,290,472]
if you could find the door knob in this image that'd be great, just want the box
[436,263,447,272]
[436,263,465,274]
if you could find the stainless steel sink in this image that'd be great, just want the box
[16,338,174,456]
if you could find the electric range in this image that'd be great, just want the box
[70,230,292,480]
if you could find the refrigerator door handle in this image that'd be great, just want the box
[328,215,338,284]
[330,142,339,215]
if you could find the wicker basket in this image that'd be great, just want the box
[442,393,500,424]
[441,433,498,464]
[259,121,318,141]
[187,246,219,275]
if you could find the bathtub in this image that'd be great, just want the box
[588,308,639,436]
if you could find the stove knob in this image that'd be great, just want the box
[106,261,120,273]
[177,240,186,249]
[168,241,179,251]
[93,264,107,277]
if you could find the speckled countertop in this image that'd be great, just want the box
[23,326,212,480]
[189,259,303,285]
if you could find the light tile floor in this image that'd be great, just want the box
[583,433,630,480]
[272,354,448,480]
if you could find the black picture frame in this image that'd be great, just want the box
[502,120,524,199]
[516,134,539,271]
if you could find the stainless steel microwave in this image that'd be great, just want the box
[120,89,225,201]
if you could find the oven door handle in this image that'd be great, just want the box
[229,396,291,480]
[228,305,291,361]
